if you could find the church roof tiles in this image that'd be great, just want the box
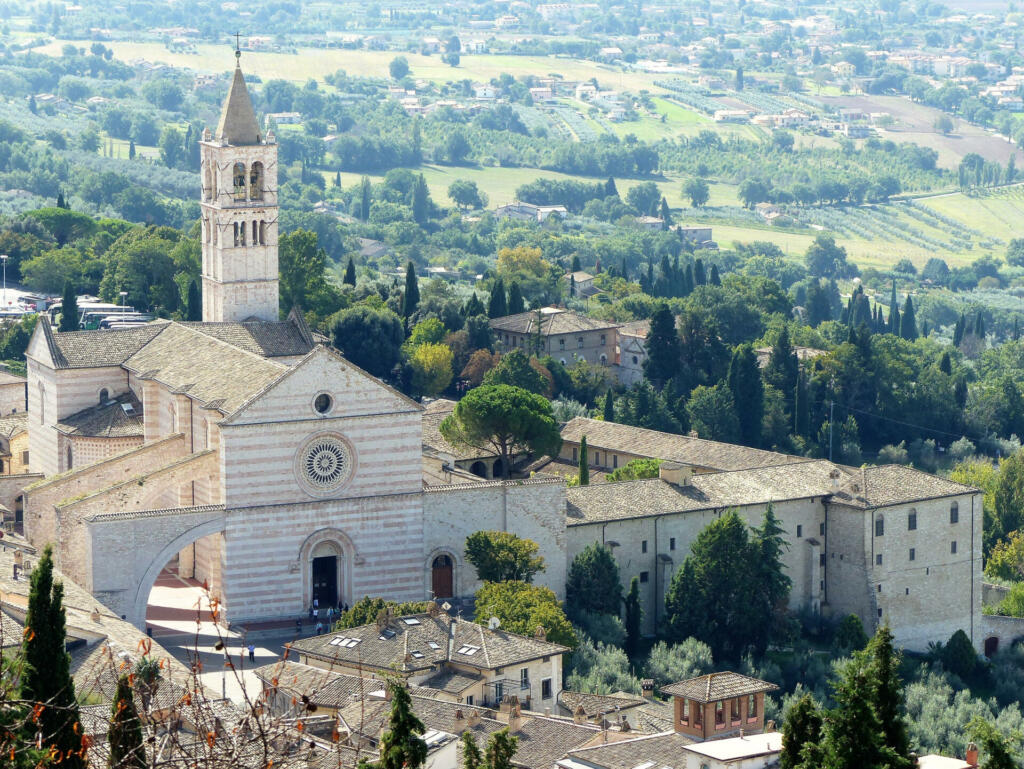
[56,391,143,438]
[178,319,315,358]
[45,322,165,369]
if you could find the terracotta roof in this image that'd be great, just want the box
[0,411,27,439]
[57,391,143,438]
[253,660,379,710]
[561,418,805,472]
[216,64,261,145]
[564,730,694,769]
[660,672,777,702]
[336,695,600,769]
[179,319,315,358]
[124,323,286,415]
[558,691,647,718]
[289,613,568,674]
[832,464,978,509]
[422,399,496,462]
[420,667,483,695]
[566,460,846,525]
[47,323,166,369]
[489,309,620,336]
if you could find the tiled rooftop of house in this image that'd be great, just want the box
[560,417,806,472]
[660,671,778,702]
[288,613,568,674]
[490,309,620,336]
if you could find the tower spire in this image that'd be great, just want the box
[216,44,260,146]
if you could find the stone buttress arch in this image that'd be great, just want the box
[129,517,226,630]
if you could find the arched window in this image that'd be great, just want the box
[65,445,72,470]
[204,163,213,201]
[599,353,608,365]
[249,161,264,200]
[252,220,258,244]
[875,515,884,537]
[38,383,44,424]
[950,501,959,524]
[99,388,109,404]
[232,162,246,201]
[259,221,266,245]
[233,222,239,247]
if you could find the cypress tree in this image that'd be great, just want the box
[900,295,918,340]
[642,304,681,386]
[59,281,78,332]
[684,263,695,295]
[642,261,654,295]
[411,174,429,225]
[605,177,618,197]
[603,390,615,422]
[128,140,135,160]
[939,351,952,375]
[659,197,672,225]
[379,681,428,769]
[403,262,420,318]
[488,278,507,318]
[578,435,589,486]
[953,312,966,347]
[107,674,145,769]
[620,256,628,282]
[360,176,372,221]
[571,254,581,272]
[507,281,525,314]
[21,545,85,769]
[781,693,823,769]
[709,264,720,285]
[461,732,482,769]
[334,170,342,187]
[464,292,484,318]
[794,368,809,437]
[344,256,357,286]
[866,626,913,768]
[485,729,518,769]
[1014,318,1020,341]
[185,280,201,322]
[823,658,891,769]
[764,326,798,396]
[624,576,642,658]
[694,258,706,286]
[56,190,66,209]
[728,343,764,448]
[975,310,986,341]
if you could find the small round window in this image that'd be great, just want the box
[313,393,333,414]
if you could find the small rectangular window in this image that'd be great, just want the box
[820,522,826,536]
[909,548,915,561]
[819,553,826,567]
[670,537,676,551]
[796,525,803,538]
[905,587,910,595]
[951,541,957,554]
[572,447,578,462]
[641,540,648,554]
[908,511,917,531]
[467,695,474,705]
[542,679,552,699]
[21,451,28,464]
[950,504,959,524]
[878,608,883,618]
[600,334,606,346]
[876,554,883,566]
[877,584,882,592]
[639,571,649,583]
[613,455,618,468]
[559,338,565,350]
[521,668,529,688]
[875,518,884,537]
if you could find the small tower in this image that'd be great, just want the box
[199,47,279,323]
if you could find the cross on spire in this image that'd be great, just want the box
[233,31,242,60]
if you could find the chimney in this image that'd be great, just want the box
[453,709,466,731]
[533,625,547,641]
[641,679,655,699]
[573,704,587,724]
[467,710,480,727]
[966,742,979,768]
[620,716,631,733]
[659,462,692,487]
[508,702,523,734]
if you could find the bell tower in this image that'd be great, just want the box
[199,49,279,323]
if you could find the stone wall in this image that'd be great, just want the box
[0,473,41,524]
[23,434,187,552]
[423,479,567,601]
[567,496,825,636]
[867,492,983,652]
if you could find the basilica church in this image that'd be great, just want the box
[20,58,568,629]
[14,58,987,655]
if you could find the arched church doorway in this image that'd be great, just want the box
[469,461,487,478]
[985,636,999,657]
[431,555,454,599]
[311,541,341,609]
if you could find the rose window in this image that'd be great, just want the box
[299,437,352,491]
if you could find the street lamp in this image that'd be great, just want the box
[0,254,8,309]
[119,291,127,317]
